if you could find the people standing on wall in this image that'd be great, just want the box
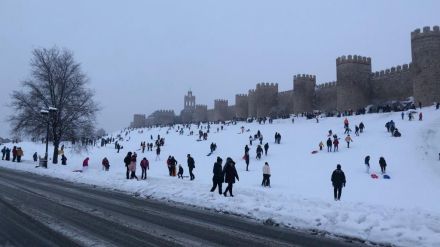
[331,164,346,201]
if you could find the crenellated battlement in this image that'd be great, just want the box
[336,55,371,65]
[214,99,228,103]
[195,104,207,109]
[256,82,278,89]
[293,74,316,80]
[235,93,248,98]
[156,110,174,114]
[278,90,292,96]
[371,63,412,79]
[316,81,337,89]
[411,26,440,40]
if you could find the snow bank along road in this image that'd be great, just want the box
[0,167,365,247]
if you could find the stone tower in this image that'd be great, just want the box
[214,99,228,121]
[336,55,372,111]
[254,83,278,118]
[235,94,249,119]
[248,89,257,118]
[184,91,196,111]
[293,74,316,113]
[411,26,440,106]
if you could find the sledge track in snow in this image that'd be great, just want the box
[0,167,366,247]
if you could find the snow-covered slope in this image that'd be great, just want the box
[1,107,440,246]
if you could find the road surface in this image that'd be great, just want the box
[0,167,367,247]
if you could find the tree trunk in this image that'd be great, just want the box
[52,143,59,164]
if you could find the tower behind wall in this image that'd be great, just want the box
[411,26,440,105]
[293,74,316,113]
[235,94,249,119]
[336,55,372,111]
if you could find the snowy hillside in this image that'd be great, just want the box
[1,107,440,247]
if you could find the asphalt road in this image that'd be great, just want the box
[0,167,367,247]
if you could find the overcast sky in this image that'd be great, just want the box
[1,0,439,138]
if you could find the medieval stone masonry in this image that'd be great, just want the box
[131,26,440,127]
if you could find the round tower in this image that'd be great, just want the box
[293,74,316,113]
[336,55,372,111]
[411,26,440,106]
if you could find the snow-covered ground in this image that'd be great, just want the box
[1,107,440,247]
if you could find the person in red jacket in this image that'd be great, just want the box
[83,157,89,171]
[333,138,339,152]
[140,157,149,180]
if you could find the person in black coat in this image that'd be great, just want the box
[331,164,346,201]
[187,154,195,180]
[364,155,370,173]
[61,154,67,165]
[256,145,263,160]
[223,157,239,197]
[326,138,332,152]
[264,143,269,156]
[379,157,387,174]
[210,157,223,194]
[124,152,132,179]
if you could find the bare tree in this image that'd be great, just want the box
[9,47,99,164]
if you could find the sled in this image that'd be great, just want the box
[207,152,213,156]
[383,175,391,179]
[196,139,203,142]
[371,173,379,179]
[311,150,318,154]
[72,170,83,173]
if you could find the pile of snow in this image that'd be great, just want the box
[1,107,440,246]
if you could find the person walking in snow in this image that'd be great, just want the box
[262,162,271,187]
[264,142,269,156]
[82,157,89,172]
[33,152,38,162]
[244,145,249,155]
[256,145,263,160]
[331,164,346,201]
[155,146,161,161]
[345,135,353,148]
[259,135,263,145]
[319,141,324,151]
[129,153,139,180]
[61,154,67,165]
[1,147,6,160]
[364,155,370,173]
[249,135,253,146]
[124,152,132,179]
[244,152,250,171]
[140,157,149,180]
[343,118,349,129]
[354,125,360,136]
[12,146,17,162]
[401,112,404,120]
[102,157,110,171]
[187,154,195,180]
[333,138,339,152]
[419,112,423,121]
[223,157,239,197]
[379,157,387,174]
[359,122,365,133]
[210,157,223,194]
[326,138,332,152]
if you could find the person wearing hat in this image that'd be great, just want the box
[331,164,346,201]
[210,157,223,194]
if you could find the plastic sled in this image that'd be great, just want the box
[383,175,391,179]
[371,173,379,179]
[311,150,318,154]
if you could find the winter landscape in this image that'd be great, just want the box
[1,1,440,247]
[1,107,440,246]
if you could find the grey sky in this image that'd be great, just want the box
[1,0,439,138]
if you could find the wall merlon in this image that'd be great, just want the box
[336,55,371,65]
[411,26,440,39]
[371,63,412,79]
